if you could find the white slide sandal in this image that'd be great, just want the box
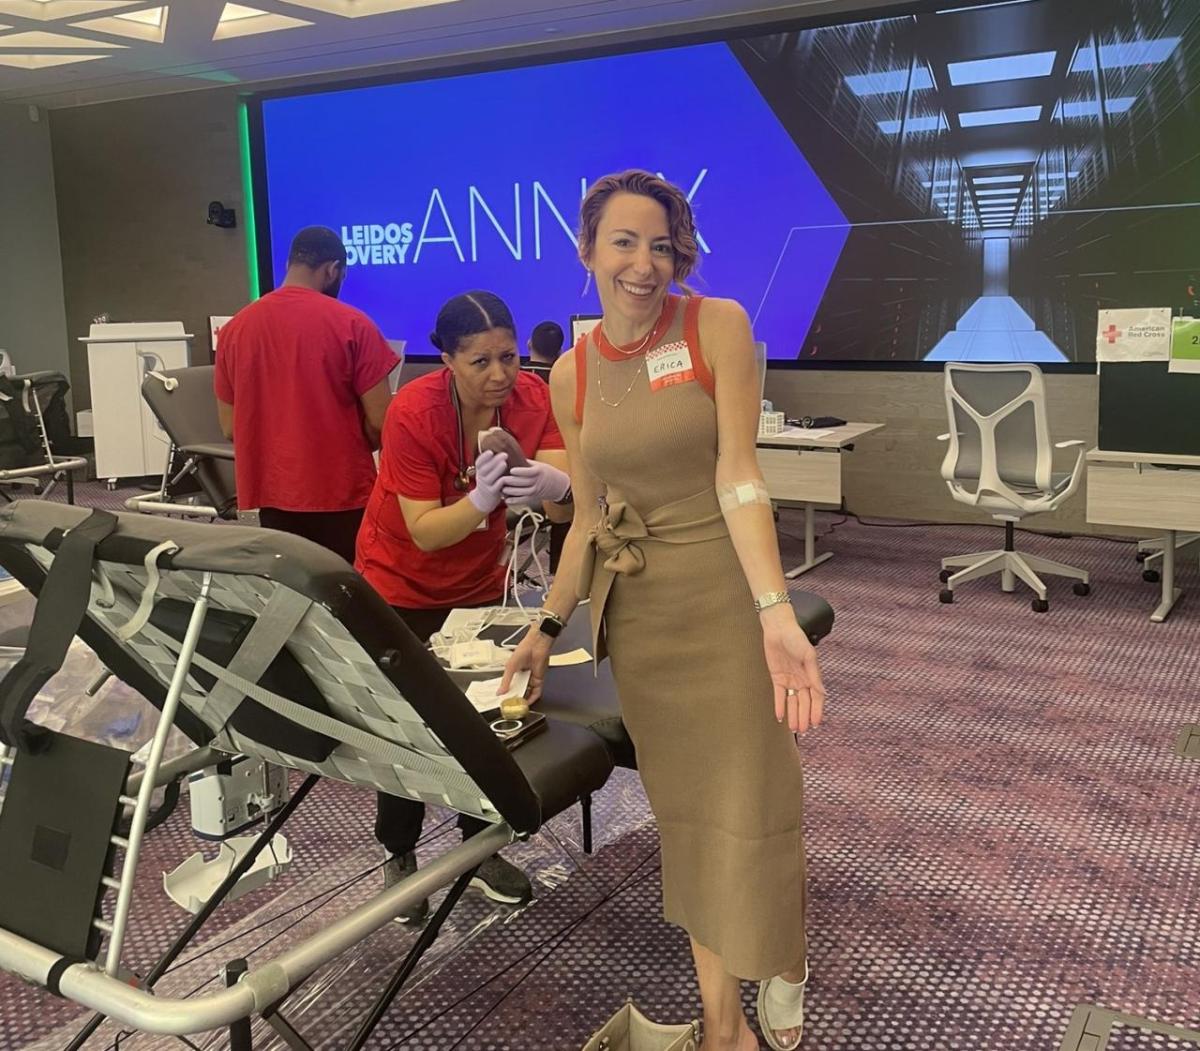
[756,961,808,1051]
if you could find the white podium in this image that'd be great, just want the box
[80,322,192,485]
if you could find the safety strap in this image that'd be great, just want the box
[147,625,486,796]
[0,509,118,749]
[195,588,312,725]
[114,540,179,641]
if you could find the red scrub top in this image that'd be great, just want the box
[355,369,564,609]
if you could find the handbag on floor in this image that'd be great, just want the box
[582,1001,698,1051]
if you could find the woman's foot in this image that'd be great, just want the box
[700,1021,760,1050]
[757,962,807,1050]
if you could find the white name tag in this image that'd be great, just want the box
[646,340,696,392]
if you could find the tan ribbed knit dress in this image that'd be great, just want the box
[574,293,807,980]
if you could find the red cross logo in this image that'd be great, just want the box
[1104,324,1120,344]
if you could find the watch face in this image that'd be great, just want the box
[539,617,563,638]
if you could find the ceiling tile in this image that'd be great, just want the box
[279,0,463,17]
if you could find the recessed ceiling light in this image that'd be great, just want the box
[214,3,313,39]
[877,114,947,134]
[1071,37,1180,73]
[1061,97,1136,119]
[959,104,1042,127]
[115,5,164,26]
[973,175,1024,185]
[0,0,137,19]
[0,29,125,47]
[976,188,1021,196]
[278,0,463,16]
[0,51,110,67]
[72,5,168,42]
[844,68,934,96]
[947,50,1056,86]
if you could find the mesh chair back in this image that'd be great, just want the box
[141,366,237,516]
[943,364,1050,492]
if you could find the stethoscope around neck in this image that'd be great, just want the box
[449,369,504,492]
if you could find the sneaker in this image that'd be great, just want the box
[382,851,429,924]
[469,854,533,905]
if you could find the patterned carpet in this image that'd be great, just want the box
[2,495,1199,1050]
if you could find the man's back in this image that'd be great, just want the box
[214,285,398,512]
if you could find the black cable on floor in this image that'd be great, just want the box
[165,814,457,975]
[382,844,663,1051]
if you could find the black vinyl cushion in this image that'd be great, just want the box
[507,718,612,822]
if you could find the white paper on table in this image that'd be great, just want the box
[1096,308,1172,362]
[548,648,592,667]
[464,670,531,713]
[778,427,833,440]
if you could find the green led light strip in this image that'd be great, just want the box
[237,100,260,301]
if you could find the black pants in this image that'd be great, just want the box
[258,506,364,566]
[374,598,502,857]
[548,518,569,574]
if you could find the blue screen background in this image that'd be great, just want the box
[260,43,849,359]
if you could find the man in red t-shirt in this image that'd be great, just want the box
[214,226,400,562]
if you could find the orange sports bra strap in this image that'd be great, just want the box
[573,330,589,424]
[683,295,715,399]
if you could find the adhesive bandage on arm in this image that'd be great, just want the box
[717,479,772,512]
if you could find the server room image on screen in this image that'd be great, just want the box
[256,0,1200,364]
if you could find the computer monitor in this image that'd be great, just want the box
[1098,362,1200,455]
[570,315,601,345]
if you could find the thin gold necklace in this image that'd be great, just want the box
[596,353,649,408]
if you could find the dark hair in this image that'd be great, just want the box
[529,320,565,359]
[288,226,347,269]
[578,170,699,292]
[430,291,516,355]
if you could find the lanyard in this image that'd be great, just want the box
[448,369,503,492]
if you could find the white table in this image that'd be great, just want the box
[757,422,884,577]
[1086,448,1200,622]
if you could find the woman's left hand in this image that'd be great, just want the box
[761,606,826,733]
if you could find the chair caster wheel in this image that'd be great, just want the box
[1031,598,1049,612]
[1073,582,1090,596]
[1142,569,1160,583]
[939,588,954,604]
[1135,550,1147,563]
[938,569,953,582]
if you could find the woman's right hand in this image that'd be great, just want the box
[500,628,554,703]
[467,449,508,514]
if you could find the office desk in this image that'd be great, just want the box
[1086,448,1200,621]
[757,422,884,577]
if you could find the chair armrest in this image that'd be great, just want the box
[937,433,950,441]
[1054,439,1085,449]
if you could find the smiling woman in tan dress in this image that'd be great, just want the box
[502,170,826,1051]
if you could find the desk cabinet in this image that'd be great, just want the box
[758,448,841,506]
[1087,462,1200,533]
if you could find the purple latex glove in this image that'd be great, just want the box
[467,450,508,514]
[501,460,571,506]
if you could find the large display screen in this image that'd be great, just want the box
[255,0,1200,365]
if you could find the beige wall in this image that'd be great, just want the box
[49,88,250,409]
[0,104,70,380]
[764,369,1101,533]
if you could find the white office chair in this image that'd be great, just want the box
[937,362,1089,612]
